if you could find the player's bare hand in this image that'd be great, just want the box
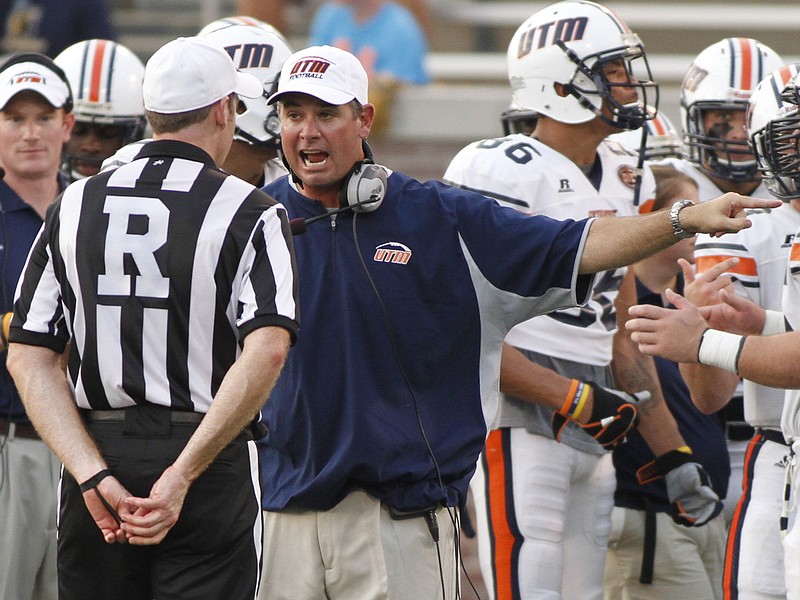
[698,289,765,335]
[680,193,780,237]
[681,257,736,308]
[627,289,707,363]
[121,465,191,545]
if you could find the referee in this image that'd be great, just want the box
[7,37,299,600]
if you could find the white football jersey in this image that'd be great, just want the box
[656,157,773,203]
[444,135,655,366]
[781,222,800,442]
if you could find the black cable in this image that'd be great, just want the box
[352,214,472,600]
[351,214,447,495]
[632,122,649,207]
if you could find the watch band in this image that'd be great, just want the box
[669,199,695,239]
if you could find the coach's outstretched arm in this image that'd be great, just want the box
[579,192,780,274]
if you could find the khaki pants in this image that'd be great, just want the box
[604,506,727,600]
[259,489,459,600]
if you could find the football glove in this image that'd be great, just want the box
[552,383,648,449]
[637,447,720,527]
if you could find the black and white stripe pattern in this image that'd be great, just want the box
[12,141,298,413]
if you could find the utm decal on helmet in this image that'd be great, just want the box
[373,242,412,265]
[514,16,588,57]
[681,37,784,183]
[200,21,294,149]
[507,0,658,130]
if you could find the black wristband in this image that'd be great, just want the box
[79,468,113,493]
[654,448,693,474]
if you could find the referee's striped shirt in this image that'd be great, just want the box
[10,140,299,413]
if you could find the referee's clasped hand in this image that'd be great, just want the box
[119,464,192,545]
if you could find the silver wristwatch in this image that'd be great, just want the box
[669,200,695,239]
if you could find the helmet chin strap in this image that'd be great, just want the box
[632,124,648,206]
[280,151,304,189]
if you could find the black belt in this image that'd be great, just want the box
[727,422,755,441]
[0,417,39,440]
[757,427,788,446]
[82,408,205,424]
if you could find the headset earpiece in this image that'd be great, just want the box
[339,159,387,213]
[0,52,73,113]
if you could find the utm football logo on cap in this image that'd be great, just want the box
[268,45,369,106]
[288,55,332,81]
[12,71,44,85]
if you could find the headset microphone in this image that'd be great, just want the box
[289,194,382,235]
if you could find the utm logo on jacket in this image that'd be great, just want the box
[288,56,331,81]
[373,242,412,265]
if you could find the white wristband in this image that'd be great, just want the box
[762,310,787,336]
[697,329,746,375]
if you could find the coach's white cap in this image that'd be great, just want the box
[0,58,71,111]
[267,45,368,106]
[143,36,262,114]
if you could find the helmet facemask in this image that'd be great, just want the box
[752,84,800,199]
[63,115,146,178]
[558,35,658,131]
[685,102,757,183]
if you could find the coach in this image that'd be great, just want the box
[7,36,299,600]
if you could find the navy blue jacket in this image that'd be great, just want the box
[259,171,594,511]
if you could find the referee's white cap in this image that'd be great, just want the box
[143,36,262,114]
[267,45,368,106]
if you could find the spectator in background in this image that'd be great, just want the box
[235,0,306,35]
[235,0,431,42]
[603,165,729,600]
[37,0,116,57]
[309,0,429,135]
[310,0,428,85]
[0,0,116,58]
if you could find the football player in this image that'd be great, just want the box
[665,41,798,600]
[54,39,146,181]
[444,2,723,598]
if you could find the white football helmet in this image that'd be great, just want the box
[54,39,146,178]
[747,65,800,200]
[500,98,539,136]
[507,0,657,129]
[199,19,293,149]
[608,106,682,160]
[197,15,279,36]
[681,38,784,182]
